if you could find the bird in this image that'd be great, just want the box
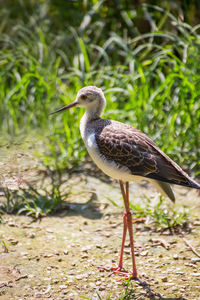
[51,86,200,279]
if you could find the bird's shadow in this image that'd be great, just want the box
[124,277,187,300]
[0,166,189,299]
[0,166,103,220]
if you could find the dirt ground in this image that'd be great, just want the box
[0,145,200,299]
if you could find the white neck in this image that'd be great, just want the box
[80,101,104,129]
[80,101,105,141]
[85,100,105,121]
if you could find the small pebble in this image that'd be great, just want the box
[10,240,19,245]
[89,282,96,288]
[76,274,85,280]
[21,252,28,256]
[140,250,148,256]
[46,228,54,233]
[162,277,168,282]
[154,280,159,284]
[105,232,111,237]
[59,284,68,290]
[68,292,78,297]
[193,220,200,226]
[190,273,200,276]
[28,232,35,238]
[8,222,17,227]
[44,254,53,258]
[191,257,200,263]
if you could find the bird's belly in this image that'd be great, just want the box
[85,133,142,182]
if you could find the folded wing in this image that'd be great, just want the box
[95,119,200,189]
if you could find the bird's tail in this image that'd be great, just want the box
[151,180,175,202]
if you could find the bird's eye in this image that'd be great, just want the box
[81,95,87,100]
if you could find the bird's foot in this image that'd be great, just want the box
[111,265,122,272]
[98,265,123,274]
[109,266,137,280]
[109,265,124,276]
[98,265,137,280]
[112,271,137,281]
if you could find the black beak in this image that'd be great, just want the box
[50,101,78,115]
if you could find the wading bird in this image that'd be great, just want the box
[51,86,200,279]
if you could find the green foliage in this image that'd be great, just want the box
[0,171,68,219]
[0,187,23,214]
[81,277,136,299]
[108,193,189,231]
[17,188,64,219]
[130,195,189,230]
[0,239,9,253]
[0,1,199,173]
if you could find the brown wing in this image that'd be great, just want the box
[94,119,200,189]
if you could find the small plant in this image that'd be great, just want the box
[0,169,68,219]
[18,199,48,219]
[0,215,4,224]
[130,195,189,231]
[120,277,136,300]
[80,278,136,300]
[18,191,64,219]
[0,187,24,214]
[1,239,9,253]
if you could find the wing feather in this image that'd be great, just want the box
[93,119,200,189]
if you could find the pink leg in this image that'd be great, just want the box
[120,181,138,279]
[98,214,127,275]
[99,181,138,279]
[118,212,128,269]
[126,210,137,278]
[111,211,127,274]
[110,181,128,275]
[117,180,129,269]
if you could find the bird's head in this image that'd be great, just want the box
[51,86,106,117]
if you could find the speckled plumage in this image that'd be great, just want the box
[94,118,199,189]
[52,85,200,280]
[53,85,200,199]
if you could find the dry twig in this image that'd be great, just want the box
[183,238,200,258]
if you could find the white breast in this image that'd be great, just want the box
[79,115,173,199]
[84,131,142,182]
[80,114,143,182]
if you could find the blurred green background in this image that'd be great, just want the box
[1,0,200,174]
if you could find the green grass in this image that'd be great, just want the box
[108,194,190,232]
[0,167,69,219]
[1,179,189,231]
[81,277,137,299]
[0,2,199,222]
[130,195,189,231]
[0,2,199,174]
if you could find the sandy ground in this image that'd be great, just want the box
[0,146,200,299]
